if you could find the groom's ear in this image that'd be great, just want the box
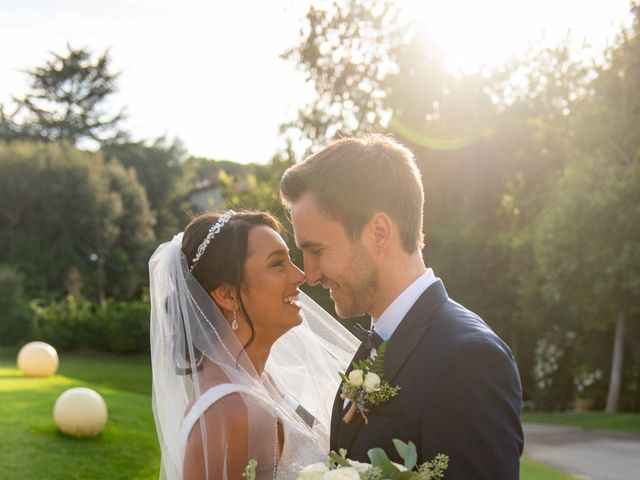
[364,212,393,254]
[210,284,237,313]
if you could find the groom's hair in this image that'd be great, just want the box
[280,133,424,253]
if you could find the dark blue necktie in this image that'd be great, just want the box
[352,323,383,351]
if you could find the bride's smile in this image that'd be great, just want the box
[240,225,305,334]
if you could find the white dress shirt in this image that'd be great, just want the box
[372,268,438,341]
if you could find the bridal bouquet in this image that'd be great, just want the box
[301,440,448,480]
[243,440,448,480]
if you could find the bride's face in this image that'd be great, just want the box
[240,225,305,335]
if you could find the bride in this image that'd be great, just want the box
[149,210,358,479]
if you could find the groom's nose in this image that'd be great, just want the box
[302,253,322,286]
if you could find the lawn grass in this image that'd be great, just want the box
[0,348,573,479]
[524,411,640,433]
[57,351,153,395]
[0,351,159,479]
[520,458,577,480]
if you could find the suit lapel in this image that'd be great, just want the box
[331,340,369,449]
[338,396,366,451]
[383,280,448,383]
[337,280,449,452]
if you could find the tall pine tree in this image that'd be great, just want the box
[10,44,124,145]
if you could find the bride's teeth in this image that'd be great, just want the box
[284,295,300,304]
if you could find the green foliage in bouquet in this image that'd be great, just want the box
[323,439,448,479]
[242,459,257,479]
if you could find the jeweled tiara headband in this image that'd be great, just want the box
[189,210,236,271]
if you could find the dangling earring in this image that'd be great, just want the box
[231,306,239,331]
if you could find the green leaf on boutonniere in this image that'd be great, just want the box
[393,439,418,470]
[368,341,388,376]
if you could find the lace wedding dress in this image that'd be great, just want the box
[179,383,326,479]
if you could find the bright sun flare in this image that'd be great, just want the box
[398,0,632,74]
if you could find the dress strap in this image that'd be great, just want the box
[179,383,256,456]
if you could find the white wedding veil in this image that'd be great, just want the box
[149,231,358,479]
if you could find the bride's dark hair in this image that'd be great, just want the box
[182,210,282,355]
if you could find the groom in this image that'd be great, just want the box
[280,134,523,478]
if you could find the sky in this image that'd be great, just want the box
[0,0,634,164]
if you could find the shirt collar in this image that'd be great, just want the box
[372,268,437,341]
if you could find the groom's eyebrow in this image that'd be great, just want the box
[298,240,322,250]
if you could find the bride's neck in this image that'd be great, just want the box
[244,338,273,375]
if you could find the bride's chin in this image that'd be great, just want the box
[288,308,303,323]
[273,319,302,340]
[288,311,303,327]
[286,301,302,311]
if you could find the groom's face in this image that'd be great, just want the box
[290,192,379,319]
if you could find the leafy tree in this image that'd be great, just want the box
[282,0,406,146]
[530,4,640,412]
[533,155,639,412]
[0,141,154,304]
[221,147,294,217]
[102,159,156,299]
[1,101,45,142]
[577,2,640,168]
[102,137,191,240]
[7,44,124,145]
[482,40,595,367]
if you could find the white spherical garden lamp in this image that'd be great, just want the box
[17,341,59,377]
[53,387,108,438]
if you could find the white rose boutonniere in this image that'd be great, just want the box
[348,369,364,387]
[339,341,400,424]
[362,372,380,393]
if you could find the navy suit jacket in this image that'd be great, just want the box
[330,280,524,479]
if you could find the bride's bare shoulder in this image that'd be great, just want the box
[183,383,273,479]
[183,361,235,412]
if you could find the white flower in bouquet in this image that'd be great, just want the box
[298,462,329,480]
[322,467,360,480]
[346,459,369,474]
[348,369,364,387]
[362,372,380,393]
[392,462,408,471]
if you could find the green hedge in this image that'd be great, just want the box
[30,296,150,353]
[0,264,31,346]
